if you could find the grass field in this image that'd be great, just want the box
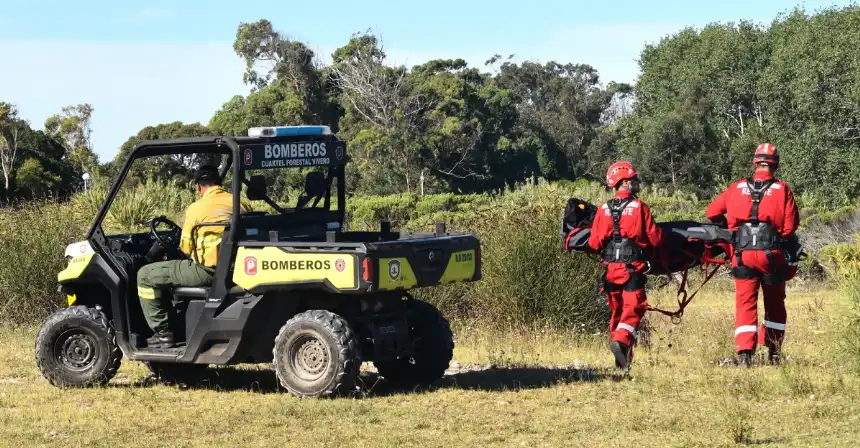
[0,287,858,447]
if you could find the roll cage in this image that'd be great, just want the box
[85,134,348,311]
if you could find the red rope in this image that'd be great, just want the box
[646,262,724,324]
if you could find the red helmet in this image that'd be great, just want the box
[606,161,638,188]
[753,143,779,167]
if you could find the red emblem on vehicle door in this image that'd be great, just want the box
[244,148,253,166]
[244,256,258,275]
[335,259,345,272]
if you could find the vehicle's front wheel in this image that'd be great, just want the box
[34,306,122,388]
[273,310,362,398]
[374,299,454,387]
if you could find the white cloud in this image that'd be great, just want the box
[0,40,248,161]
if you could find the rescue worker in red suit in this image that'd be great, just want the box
[706,143,799,366]
[588,162,663,370]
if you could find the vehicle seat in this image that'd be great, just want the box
[296,171,327,208]
[172,287,209,298]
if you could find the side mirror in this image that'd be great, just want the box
[246,175,268,201]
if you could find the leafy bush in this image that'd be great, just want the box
[835,257,860,371]
[0,202,89,322]
[415,183,608,330]
[70,178,196,233]
[5,178,850,330]
[817,243,860,281]
[346,194,420,230]
[345,193,491,232]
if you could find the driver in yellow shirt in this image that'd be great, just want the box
[137,165,240,348]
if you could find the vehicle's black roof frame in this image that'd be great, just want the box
[86,136,237,240]
[86,134,348,303]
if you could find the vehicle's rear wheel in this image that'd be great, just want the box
[35,306,122,388]
[374,299,454,387]
[143,361,208,386]
[273,310,361,398]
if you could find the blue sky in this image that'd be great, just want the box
[0,0,853,162]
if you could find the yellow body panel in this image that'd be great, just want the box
[58,253,94,282]
[439,249,477,283]
[232,247,358,291]
[378,257,418,290]
[67,294,77,306]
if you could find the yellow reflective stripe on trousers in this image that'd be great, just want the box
[138,287,162,300]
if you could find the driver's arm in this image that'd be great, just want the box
[179,205,198,257]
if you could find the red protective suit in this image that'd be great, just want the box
[706,172,799,354]
[588,190,663,347]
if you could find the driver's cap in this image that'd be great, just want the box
[194,165,222,185]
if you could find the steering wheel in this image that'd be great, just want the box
[149,216,182,252]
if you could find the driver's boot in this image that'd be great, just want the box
[147,330,175,349]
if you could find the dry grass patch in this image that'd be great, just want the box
[0,288,858,447]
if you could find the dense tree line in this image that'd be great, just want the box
[2,5,860,204]
[107,21,629,198]
[617,6,860,204]
[0,102,98,203]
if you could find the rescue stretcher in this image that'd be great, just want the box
[560,198,740,322]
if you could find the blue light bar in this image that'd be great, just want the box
[247,125,332,138]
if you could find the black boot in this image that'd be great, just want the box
[767,345,781,365]
[147,330,175,349]
[610,341,630,370]
[737,349,754,367]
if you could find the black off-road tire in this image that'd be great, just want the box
[374,300,454,387]
[34,306,122,388]
[273,310,362,398]
[143,361,208,386]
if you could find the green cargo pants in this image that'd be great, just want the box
[137,259,213,333]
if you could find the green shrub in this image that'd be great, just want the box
[817,243,860,281]
[346,194,420,231]
[415,183,608,330]
[8,178,845,331]
[70,179,196,233]
[0,202,89,322]
[838,267,860,371]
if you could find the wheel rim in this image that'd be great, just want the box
[287,333,331,382]
[53,329,99,372]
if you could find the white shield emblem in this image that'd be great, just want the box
[388,260,401,280]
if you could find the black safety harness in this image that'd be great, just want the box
[603,197,646,264]
[732,177,784,283]
[594,196,730,324]
[600,197,649,292]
